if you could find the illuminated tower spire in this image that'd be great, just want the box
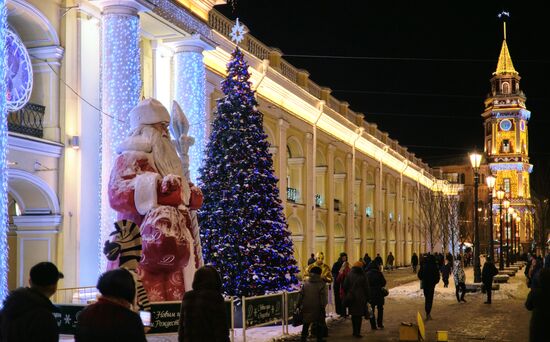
[494,18,518,75]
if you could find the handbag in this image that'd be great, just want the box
[381,287,389,297]
[291,286,304,327]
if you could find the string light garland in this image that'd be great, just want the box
[99,10,141,271]
[174,50,206,183]
[0,0,9,304]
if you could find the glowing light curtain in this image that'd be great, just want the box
[173,49,206,183]
[99,8,141,271]
[0,0,9,303]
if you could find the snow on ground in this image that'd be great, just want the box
[389,265,525,301]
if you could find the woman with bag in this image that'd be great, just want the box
[336,261,351,317]
[366,261,387,330]
[343,261,370,338]
[300,266,327,342]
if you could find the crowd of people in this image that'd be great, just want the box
[0,261,230,342]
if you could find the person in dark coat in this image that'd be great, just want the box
[0,261,64,342]
[528,257,543,289]
[386,252,395,271]
[343,261,370,338]
[307,253,316,266]
[178,266,229,342]
[411,252,419,273]
[441,259,452,288]
[374,253,383,269]
[418,254,440,320]
[363,253,372,270]
[525,268,550,342]
[331,253,347,317]
[301,267,327,342]
[366,261,387,330]
[481,257,499,304]
[75,269,146,342]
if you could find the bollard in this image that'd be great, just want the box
[436,330,448,341]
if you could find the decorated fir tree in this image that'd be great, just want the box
[198,47,299,298]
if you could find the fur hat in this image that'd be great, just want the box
[129,98,170,129]
[353,261,364,268]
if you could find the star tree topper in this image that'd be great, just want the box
[230,18,247,44]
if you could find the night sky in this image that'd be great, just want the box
[216,1,550,185]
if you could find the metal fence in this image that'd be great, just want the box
[7,102,45,138]
[53,286,98,305]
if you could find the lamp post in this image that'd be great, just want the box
[516,216,521,256]
[469,152,482,283]
[497,189,505,270]
[503,201,511,267]
[511,211,517,261]
[486,175,496,261]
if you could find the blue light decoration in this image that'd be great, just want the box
[489,162,525,172]
[0,0,10,303]
[99,12,141,271]
[198,47,299,298]
[174,50,206,183]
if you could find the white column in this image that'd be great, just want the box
[167,35,214,183]
[95,0,151,271]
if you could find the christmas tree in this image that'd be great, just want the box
[198,47,299,298]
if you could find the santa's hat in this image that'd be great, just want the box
[129,98,170,129]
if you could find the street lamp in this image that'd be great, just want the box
[516,215,521,256]
[486,175,496,261]
[511,211,518,261]
[497,189,505,270]
[503,201,511,267]
[469,152,482,282]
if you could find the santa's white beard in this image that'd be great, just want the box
[131,126,191,203]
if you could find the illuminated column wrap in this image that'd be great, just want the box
[96,0,150,271]
[169,35,214,183]
[0,0,9,303]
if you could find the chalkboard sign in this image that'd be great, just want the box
[244,294,283,328]
[148,301,181,334]
[286,291,301,320]
[55,304,86,335]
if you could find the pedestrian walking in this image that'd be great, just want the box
[75,269,146,342]
[366,261,386,330]
[528,257,543,289]
[453,256,467,303]
[441,259,452,288]
[335,261,351,317]
[307,253,316,266]
[525,268,550,342]
[386,252,395,271]
[363,253,372,270]
[300,266,328,342]
[0,261,64,342]
[331,252,348,318]
[178,266,229,342]
[343,261,370,338]
[418,254,440,320]
[481,257,499,304]
[411,252,419,273]
[374,253,383,269]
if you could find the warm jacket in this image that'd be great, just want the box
[525,286,550,342]
[453,261,466,284]
[331,260,344,281]
[301,273,328,323]
[441,263,452,280]
[336,267,351,299]
[343,266,370,316]
[75,297,146,342]
[366,264,387,306]
[481,261,498,285]
[178,266,229,342]
[374,256,383,266]
[418,256,440,289]
[0,287,59,342]
[386,254,395,265]
[411,254,419,266]
[363,255,372,269]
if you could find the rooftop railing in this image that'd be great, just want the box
[8,103,45,138]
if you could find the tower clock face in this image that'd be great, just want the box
[5,28,33,112]
[499,119,512,131]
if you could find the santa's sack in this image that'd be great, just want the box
[140,206,190,272]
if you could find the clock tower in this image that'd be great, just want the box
[482,20,533,252]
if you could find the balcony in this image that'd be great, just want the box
[287,187,298,203]
[8,103,45,138]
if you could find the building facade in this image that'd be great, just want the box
[5,0,454,290]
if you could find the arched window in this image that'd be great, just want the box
[502,82,510,94]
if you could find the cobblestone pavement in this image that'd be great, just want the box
[279,266,530,342]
